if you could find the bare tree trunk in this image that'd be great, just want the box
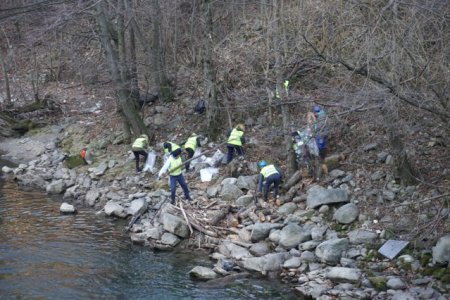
[96,0,147,137]
[272,0,295,177]
[0,50,12,108]
[382,104,418,185]
[202,0,221,140]
[151,0,173,102]
[128,17,140,105]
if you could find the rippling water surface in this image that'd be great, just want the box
[0,178,297,299]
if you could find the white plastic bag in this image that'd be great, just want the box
[307,138,319,157]
[190,148,204,167]
[143,151,156,173]
[200,167,219,182]
[206,149,224,167]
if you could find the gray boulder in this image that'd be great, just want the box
[104,201,127,218]
[221,183,243,202]
[251,222,283,242]
[60,202,76,214]
[235,195,255,207]
[236,175,257,190]
[218,241,252,260]
[240,252,289,272]
[46,179,66,194]
[278,202,298,215]
[348,229,378,244]
[315,238,349,265]
[127,198,148,216]
[85,189,101,206]
[162,213,190,238]
[160,232,181,247]
[306,185,349,209]
[326,267,361,282]
[279,223,311,249]
[283,256,302,268]
[249,242,270,257]
[189,266,218,280]
[334,203,359,224]
[432,234,450,265]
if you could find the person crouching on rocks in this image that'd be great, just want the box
[158,148,192,204]
[257,160,282,202]
[132,134,149,173]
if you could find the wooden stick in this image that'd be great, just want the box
[168,141,228,173]
[179,202,194,236]
[204,199,218,209]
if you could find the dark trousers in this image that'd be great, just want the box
[170,174,191,203]
[133,150,148,171]
[185,148,194,171]
[226,144,244,164]
[264,173,281,201]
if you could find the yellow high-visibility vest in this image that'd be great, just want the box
[227,128,243,146]
[169,156,183,176]
[184,136,197,151]
[260,164,278,178]
[132,137,147,150]
[164,142,180,154]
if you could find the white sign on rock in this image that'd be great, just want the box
[378,240,409,259]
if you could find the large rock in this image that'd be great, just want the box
[217,241,252,260]
[160,232,181,247]
[306,185,349,209]
[235,195,255,207]
[251,222,283,242]
[104,201,127,218]
[162,213,190,238]
[85,189,101,206]
[279,223,311,249]
[315,238,349,265]
[333,203,359,224]
[46,179,66,194]
[278,202,298,215]
[90,163,108,176]
[127,198,148,216]
[432,234,450,265]
[236,175,257,190]
[283,256,302,268]
[348,229,378,244]
[249,242,270,257]
[326,267,361,283]
[220,183,243,202]
[1,166,13,174]
[60,202,76,214]
[189,266,218,280]
[240,252,289,272]
[16,173,47,189]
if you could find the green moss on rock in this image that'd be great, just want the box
[65,155,85,169]
[368,276,387,291]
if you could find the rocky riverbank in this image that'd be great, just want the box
[1,123,449,300]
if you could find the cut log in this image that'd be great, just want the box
[282,170,302,190]
[209,205,231,226]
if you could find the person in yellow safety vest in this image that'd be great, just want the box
[226,124,245,164]
[163,141,180,162]
[158,148,191,204]
[183,133,202,172]
[132,134,149,172]
[257,161,282,201]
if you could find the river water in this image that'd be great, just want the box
[0,171,298,299]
